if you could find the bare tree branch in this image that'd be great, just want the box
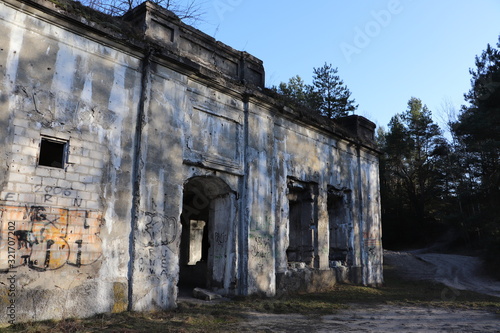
[78,0,207,25]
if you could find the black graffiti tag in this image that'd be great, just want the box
[143,212,178,247]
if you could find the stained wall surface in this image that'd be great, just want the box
[0,0,382,324]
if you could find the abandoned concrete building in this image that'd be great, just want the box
[0,0,382,323]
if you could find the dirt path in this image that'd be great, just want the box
[385,250,500,298]
[234,251,500,332]
[416,253,500,298]
[237,306,500,332]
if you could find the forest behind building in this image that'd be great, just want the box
[377,37,500,277]
[277,37,500,278]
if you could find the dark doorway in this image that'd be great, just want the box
[179,187,210,289]
[178,176,235,292]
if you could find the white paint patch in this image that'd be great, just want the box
[52,43,76,95]
[108,62,127,112]
[157,169,165,211]
[108,64,126,168]
[99,237,126,280]
[104,192,116,234]
[6,19,24,90]
[103,63,127,232]
[81,72,93,103]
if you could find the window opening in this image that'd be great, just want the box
[328,186,352,266]
[286,179,318,267]
[38,137,67,169]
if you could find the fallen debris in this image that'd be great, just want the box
[193,288,223,301]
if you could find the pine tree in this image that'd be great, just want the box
[311,63,357,118]
[451,36,500,274]
[380,98,448,246]
[276,63,357,119]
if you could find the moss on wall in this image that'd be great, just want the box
[112,282,128,313]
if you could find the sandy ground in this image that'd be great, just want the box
[236,306,500,332]
[234,251,500,332]
[384,250,500,298]
[417,253,500,298]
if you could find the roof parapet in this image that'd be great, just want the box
[123,1,265,88]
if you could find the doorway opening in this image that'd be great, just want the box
[178,176,234,291]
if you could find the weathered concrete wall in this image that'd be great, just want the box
[245,99,276,296]
[0,0,382,325]
[271,112,383,286]
[0,0,141,323]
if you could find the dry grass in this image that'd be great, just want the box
[4,264,499,332]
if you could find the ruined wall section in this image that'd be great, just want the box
[0,0,141,322]
[181,75,244,297]
[130,52,247,309]
[272,110,382,286]
[182,79,244,297]
[240,96,383,292]
[124,1,265,88]
[0,0,383,323]
[128,62,185,311]
[244,98,276,296]
[330,141,382,285]
[358,149,383,285]
[273,117,336,273]
[124,1,264,303]
[183,80,244,174]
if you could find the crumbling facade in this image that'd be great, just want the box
[0,0,382,324]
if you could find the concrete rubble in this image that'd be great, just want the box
[192,288,223,301]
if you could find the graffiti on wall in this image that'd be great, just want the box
[136,211,178,277]
[137,247,171,277]
[363,231,380,259]
[249,229,272,274]
[142,211,177,247]
[3,185,86,208]
[0,205,103,271]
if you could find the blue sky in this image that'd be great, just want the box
[193,0,500,130]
